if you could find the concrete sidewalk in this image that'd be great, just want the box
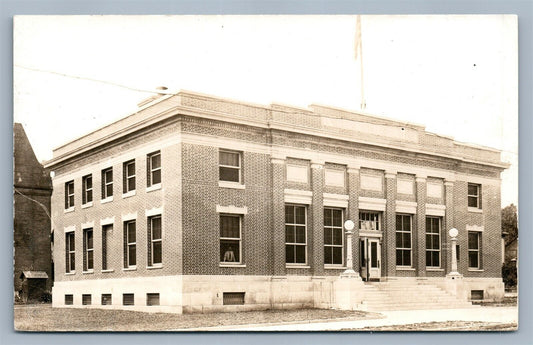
[187,306,518,331]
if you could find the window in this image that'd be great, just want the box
[101,167,113,199]
[123,160,136,193]
[285,205,307,264]
[223,292,245,305]
[147,293,160,306]
[425,217,441,267]
[219,150,241,183]
[220,215,242,263]
[65,232,75,273]
[359,211,380,231]
[124,220,136,268]
[82,294,92,305]
[65,180,74,209]
[324,208,343,265]
[65,294,73,305]
[101,294,112,305]
[468,183,482,209]
[82,175,93,204]
[396,214,412,267]
[83,228,94,271]
[148,215,162,266]
[468,231,482,269]
[102,224,112,270]
[147,151,161,187]
[123,293,134,306]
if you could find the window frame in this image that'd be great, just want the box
[219,150,242,184]
[102,224,113,271]
[101,167,113,199]
[123,160,136,194]
[467,183,482,209]
[124,220,136,268]
[65,180,75,209]
[395,214,413,267]
[285,204,308,265]
[468,231,482,269]
[83,228,94,272]
[148,215,162,266]
[65,232,75,273]
[82,174,93,205]
[323,207,344,266]
[425,216,441,268]
[219,214,242,264]
[147,151,161,187]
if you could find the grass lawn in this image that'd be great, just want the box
[14,305,375,332]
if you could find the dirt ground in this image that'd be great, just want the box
[351,321,517,331]
[14,305,375,332]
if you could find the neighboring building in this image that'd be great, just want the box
[14,123,53,302]
[46,91,508,312]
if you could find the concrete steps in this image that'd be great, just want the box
[360,280,474,311]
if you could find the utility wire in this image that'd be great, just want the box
[14,187,51,222]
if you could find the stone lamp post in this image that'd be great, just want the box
[449,227,460,276]
[445,227,466,300]
[341,220,358,278]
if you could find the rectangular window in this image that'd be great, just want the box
[396,214,412,266]
[146,293,160,306]
[83,228,94,271]
[101,167,113,199]
[223,292,245,305]
[82,294,92,305]
[101,294,112,305]
[65,180,74,209]
[102,224,112,270]
[123,293,134,306]
[285,205,307,264]
[219,150,241,183]
[124,220,136,268]
[147,151,161,187]
[468,183,482,209]
[324,208,343,265]
[220,215,242,263]
[82,175,92,204]
[65,232,75,273]
[468,231,482,269]
[425,217,441,267]
[359,211,380,231]
[65,294,73,305]
[123,160,136,193]
[148,215,162,266]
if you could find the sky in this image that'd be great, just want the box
[13,15,518,207]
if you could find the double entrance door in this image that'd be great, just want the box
[360,237,381,281]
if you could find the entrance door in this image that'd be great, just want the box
[367,238,381,280]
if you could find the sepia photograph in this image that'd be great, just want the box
[13,14,518,332]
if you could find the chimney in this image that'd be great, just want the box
[137,86,169,108]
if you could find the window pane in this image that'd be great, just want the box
[151,154,161,169]
[295,207,306,225]
[69,233,75,250]
[127,224,136,243]
[221,216,239,238]
[87,190,92,202]
[468,196,478,207]
[128,245,136,265]
[69,195,74,207]
[469,252,478,268]
[128,177,135,191]
[468,184,478,196]
[403,216,411,231]
[219,167,239,182]
[86,177,92,189]
[88,251,93,269]
[370,242,377,267]
[403,250,411,266]
[153,242,162,264]
[70,253,75,269]
[432,252,440,267]
[286,245,295,263]
[220,151,239,167]
[425,234,431,249]
[105,169,113,181]
[87,231,93,248]
[332,247,342,265]
[324,246,332,264]
[127,162,135,176]
[106,184,113,197]
[68,182,74,194]
[295,245,306,263]
[426,217,431,231]
[285,206,294,224]
[426,251,431,266]
[324,209,332,226]
[332,228,342,245]
[285,225,295,243]
[403,233,411,248]
[152,217,162,240]
[396,250,403,266]
[396,215,402,229]
[324,227,332,245]
[295,226,306,243]
[468,232,478,249]
[152,169,161,184]
[396,233,402,247]
[220,240,239,262]
[332,209,342,226]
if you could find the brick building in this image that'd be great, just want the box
[14,123,53,302]
[46,91,508,312]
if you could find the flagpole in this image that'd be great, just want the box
[356,15,366,111]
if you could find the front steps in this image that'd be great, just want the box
[360,280,474,311]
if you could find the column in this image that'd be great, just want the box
[311,161,325,276]
[347,166,360,274]
[444,180,455,273]
[271,156,286,277]
[385,171,397,277]
[415,175,427,277]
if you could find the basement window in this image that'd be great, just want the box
[82,294,92,305]
[101,294,112,305]
[471,290,484,300]
[65,294,73,305]
[147,293,160,306]
[223,292,245,305]
[123,293,134,306]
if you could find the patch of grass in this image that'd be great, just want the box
[14,305,373,332]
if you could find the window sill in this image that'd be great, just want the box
[426,268,444,272]
[101,269,114,273]
[82,270,94,274]
[219,263,246,268]
[286,265,311,269]
[100,196,113,204]
[468,268,484,272]
[81,202,93,209]
[146,184,161,193]
[324,265,347,270]
[468,207,483,213]
[64,207,75,214]
[218,181,245,189]
[147,265,163,270]
[122,267,137,271]
[65,272,76,275]
[122,190,136,199]
[396,267,416,271]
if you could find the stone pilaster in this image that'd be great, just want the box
[444,180,455,273]
[311,161,325,276]
[271,157,286,276]
[347,166,360,273]
[415,175,427,277]
[385,171,397,277]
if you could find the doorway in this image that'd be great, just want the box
[360,237,381,281]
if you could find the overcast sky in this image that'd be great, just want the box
[13,15,518,206]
